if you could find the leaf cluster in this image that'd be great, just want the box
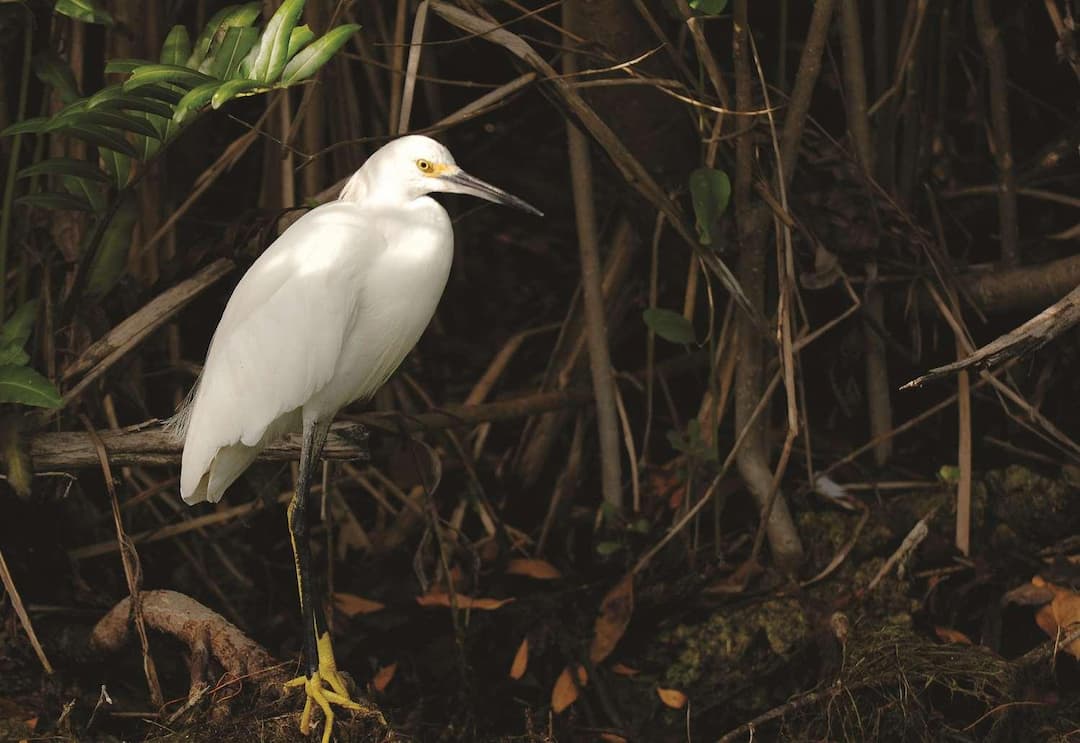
[0,1,360,414]
[4,0,359,213]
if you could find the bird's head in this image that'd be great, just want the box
[339,135,542,216]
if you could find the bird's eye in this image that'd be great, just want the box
[416,159,433,173]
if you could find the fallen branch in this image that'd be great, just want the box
[864,506,937,593]
[91,590,288,711]
[30,389,591,469]
[903,282,1080,388]
[62,258,235,382]
[957,254,1080,313]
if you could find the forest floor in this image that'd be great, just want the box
[3,462,1080,742]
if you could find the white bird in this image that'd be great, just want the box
[172,134,540,742]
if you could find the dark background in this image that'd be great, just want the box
[1,1,1080,740]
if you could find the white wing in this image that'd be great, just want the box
[179,202,385,503]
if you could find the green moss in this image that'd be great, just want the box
[661,598,810,690]
[797,509,893,575]
[987,465,1079,543]
[851,558,919,618]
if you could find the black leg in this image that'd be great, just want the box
[285,420,375,742]
[287,418,328,678]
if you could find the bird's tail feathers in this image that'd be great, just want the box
[163,380,200,442]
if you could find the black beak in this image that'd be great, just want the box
[441,170,544,217]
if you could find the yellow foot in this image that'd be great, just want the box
[285,667,384,743]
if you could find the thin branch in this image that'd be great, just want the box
[973,0,1020,265]
[397,0,429,134]
[428,0,766,332]
[563,4,622,511]
[0,547,52,674]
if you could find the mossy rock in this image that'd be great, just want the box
[660,597,810,691]
[986,465,1079,544]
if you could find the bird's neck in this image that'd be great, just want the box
[338,169,371,204]
[338,168,420,207]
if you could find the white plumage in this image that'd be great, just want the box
[175,135,540,504]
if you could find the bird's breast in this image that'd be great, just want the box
[306,199,453,415]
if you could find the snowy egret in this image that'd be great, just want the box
[172,135,540,741]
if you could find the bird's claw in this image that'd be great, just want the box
[285,668,384,743]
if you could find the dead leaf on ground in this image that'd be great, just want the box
[934,626,973,645]
[372,662,397,692]
[1002,577,1056,607]
[703,558,763,595]
[657,687,688,709]
[506,558,562,579]
[611,662,640,676]
[416,592,514,610]
[1031,578,1080,659]
[333,592,386,617]
[589,574,634,664]
[509,637,529,680]
[551,664,588,713]
[599,734,628,742]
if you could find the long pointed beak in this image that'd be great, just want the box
[441,170,543,217]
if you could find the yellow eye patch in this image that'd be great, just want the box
[416,159,450,176]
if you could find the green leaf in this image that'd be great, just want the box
[62,174,106,212]
[211,78,264,109]
[135,84,185,105]
[43,99,90,129]
[189,5,241,69]
[33,52,80,103]
[18,158,109,182]
[15,191,93,211]
[59,123,138,157]
[666,419,717,462]
[0,365,63,408]
[104,58,155,75]
[130,113,165,160]
[599,500,620,524]
[87,88,175,119]
[642,308,695,344]
[206,26,259,80]
[0,300,37,349]
[173,81,224,123]
[287,24,315,58]
[53,0,113,26]
[595,541,622,556]
[938,465,961,485]
[160,25,192,67]
[689,0,728,14]
[280,24,360,85]
[666,428,688,454]
[57,109,161,139]
[0,346,30,367]
[688,166,731,245]
[249,0,304,83]
[0,117,49,137]
[86,194,138,298]
[98,147,131,188]
[188,3,262,68]
[122,64,216,92]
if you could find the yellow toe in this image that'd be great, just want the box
[285,669,384,740]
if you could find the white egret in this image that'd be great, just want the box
[172,135,541,742]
